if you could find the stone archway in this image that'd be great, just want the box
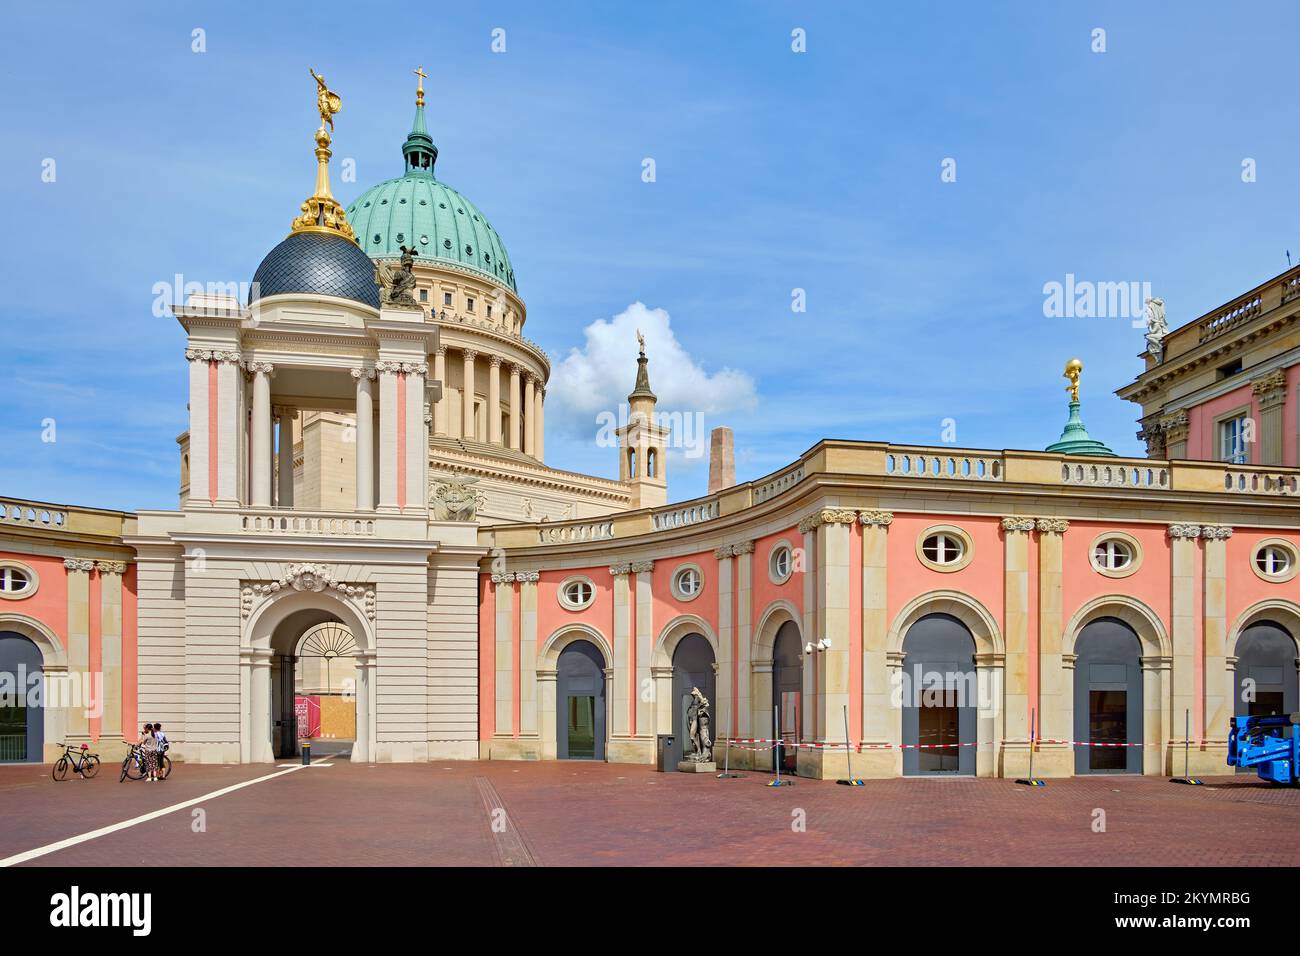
[0,614,67,761]
[537,624,614,761]
[243,587,375,764]
[652,614,720,747]
[1062,596,1171,775]
[1228,600,1300,724]
[751,600,801,765]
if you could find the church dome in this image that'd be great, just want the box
[344,93,517,293]
[249,231,381,310]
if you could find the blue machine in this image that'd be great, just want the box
[1226,714,1299,785]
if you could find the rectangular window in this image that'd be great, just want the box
[419,288,428,302]
[1219,415,1249,464]
[487,305,493,318]
[466,297,475,313]
[443,292,452,306]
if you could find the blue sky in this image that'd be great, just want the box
[2,1,1297,511]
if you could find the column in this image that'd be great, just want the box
[461,349,477,440]
[633,561,655,736]
[248,362,273,507]
[524,374,537,456]
[1252,371,1287,466]
[534,384,545,461]
[1168,523,1200,774]
[611,565,632,739]
[1001,517,1034,772]
[508,363,522,450]
[1162,412,1189,461]
[1141,656,1170,775]
[96,561,126,743]
[432,345,448,437]
[276,406,296,508]
[353,369,375,511]
[1202,526,1232,754]
[354,650,377,764]
[975,652,1006,777]
[798,514,818,742]
[815,511,853,775]
[1036,519,1070,770]
[734,540,754,741]
[517,571,539,737]
[714,545,735,748]
[404,362,428,512]
[250,648,274,762]
[377,364,400,512]
[492,573,515,748]
[214,352,242,506]
[184,350,211,504]
[63,558,93,743]
[488,356,502,445]
[859,511,892,769]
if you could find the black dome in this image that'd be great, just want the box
[250,232,380,309]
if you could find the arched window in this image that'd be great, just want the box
[627,447,637,478]
[647,448,657,478]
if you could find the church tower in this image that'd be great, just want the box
[617,333,670,508]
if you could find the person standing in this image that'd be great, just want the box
[140,723,159,782]
[153,722,169,779]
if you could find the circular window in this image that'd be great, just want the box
[769,542,794,584]
[1253,538,1298,583]
[419,235,429,245]
[380,198,388,205]
[0,561,37,600]
[1089,532,1142,578]
[671,564,703,601]
[465,245,473,255]
[399,198,407,204]
[396,232,404,243]
[443,239,452,249]
[916,526,972,572]
[373,233,382,244]
[558,575,595,611]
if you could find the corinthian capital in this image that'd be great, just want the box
[1036,518,1069,535]
[1201,525,1234,540]
[1167,523,1201,540]
[1001,517,1036,533]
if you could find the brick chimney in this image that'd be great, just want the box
[707,426,735,494]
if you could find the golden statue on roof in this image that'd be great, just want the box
[1064,358,1083,402]
[310,68,342,135]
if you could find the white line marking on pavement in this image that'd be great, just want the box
[0,765,308,867]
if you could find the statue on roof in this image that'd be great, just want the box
[310,68,342,135]
[374,245,420,307]
[1144,297,1168,364]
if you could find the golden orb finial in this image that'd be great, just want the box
[1063,358,1083,402]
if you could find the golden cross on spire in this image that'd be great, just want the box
[413,66,427,107]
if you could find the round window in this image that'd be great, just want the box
[769,544,793,583]
[1253,540,1297,581]
[922,532,964,566]
[559,576,595,611]
[672,565,702,601]
[0,562,37,599]
[1092,539,1133,571]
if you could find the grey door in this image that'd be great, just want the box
[772,621,802,773]
[1234,622,1298,719]
[1073,619,1143,774]
[557,641,606,760]
[669,634,715,767]
[901,614,976,775]
[0,632,43,763]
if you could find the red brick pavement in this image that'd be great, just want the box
[1,759,1295,867]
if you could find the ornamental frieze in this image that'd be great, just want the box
[240,564,376,620]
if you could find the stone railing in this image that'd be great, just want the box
[1198,292,1263,344]
[1,501,67,529]
[537,520,615,544]
[1223,468,1299,496]
[885,449,1004,481]
[1060,460,1169,489]
[652,498,720,531]
[239,511,377,536]
[753,464,805,503]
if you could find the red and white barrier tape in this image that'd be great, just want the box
[718,738,1164,752]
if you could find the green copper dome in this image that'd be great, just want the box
[344,102,517,292]
[1046,401,1116,457]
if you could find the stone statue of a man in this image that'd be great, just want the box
[1144,297,1168,363]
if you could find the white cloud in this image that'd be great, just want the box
[546,302,758,429]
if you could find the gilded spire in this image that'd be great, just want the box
[1063,357,1083,402]
[1047,357,1116,456]
[413,66,427,107]
[402,68,438,176]
[289,69,357,242]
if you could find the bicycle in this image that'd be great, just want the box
[119,744,172,782]
[52,743,100,781]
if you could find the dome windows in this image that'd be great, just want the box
[419,235,429,245]
[443,239,452,250]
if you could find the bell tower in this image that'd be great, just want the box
[617,332,669,508]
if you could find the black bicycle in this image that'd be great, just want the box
[52,743,100,781]
[119,744,172,781]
